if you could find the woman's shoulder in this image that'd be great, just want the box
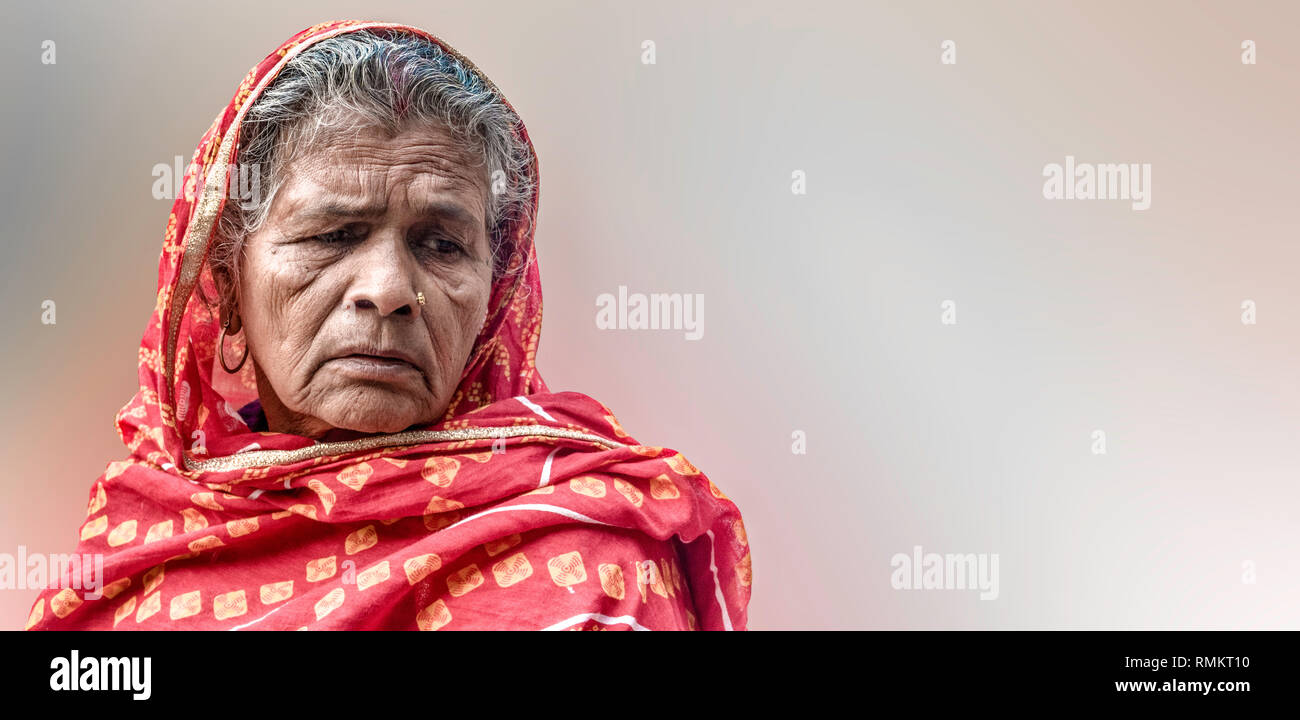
[492,390,641,445]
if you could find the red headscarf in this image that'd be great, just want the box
[25,20,751,630]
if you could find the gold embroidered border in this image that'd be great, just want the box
[183,424,624,473]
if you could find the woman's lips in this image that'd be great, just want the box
[328,353,421,379]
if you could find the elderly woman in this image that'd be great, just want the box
[26,21,750,630]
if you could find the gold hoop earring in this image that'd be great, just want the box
[219,318,249,373]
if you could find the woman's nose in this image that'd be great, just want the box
[343,236,419,317]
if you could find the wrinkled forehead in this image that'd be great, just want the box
[269,119,492,228]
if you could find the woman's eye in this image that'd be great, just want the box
[423,236,464,256]
[311,229,357,245]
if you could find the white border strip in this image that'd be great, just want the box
[539,447,561,487]
[541,612,652,631]
[515,396,557,422]
[441,503,610,533]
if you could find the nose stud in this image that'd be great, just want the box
[416,291,426,306]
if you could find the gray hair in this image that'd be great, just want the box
[209,29,535,306]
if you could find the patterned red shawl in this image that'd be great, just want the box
[25,20,750,630]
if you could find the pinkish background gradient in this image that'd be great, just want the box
[3,0,1298,629]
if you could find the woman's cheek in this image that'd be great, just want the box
[450,280,491,355]
[248,251,329,384]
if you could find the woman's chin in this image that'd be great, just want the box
[316,404,433,437]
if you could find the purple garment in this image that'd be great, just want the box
[237,399,268,432]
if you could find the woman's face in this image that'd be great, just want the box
[231,121,494,439]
